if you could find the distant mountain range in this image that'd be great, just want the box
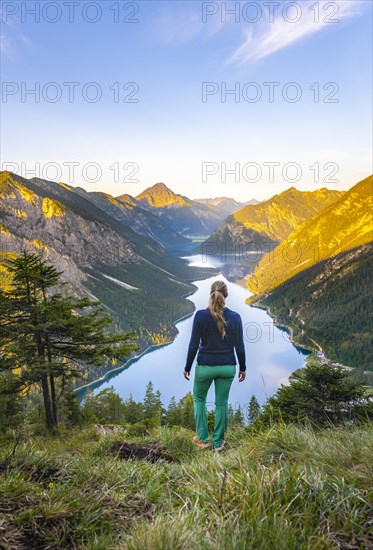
[194,197,260,217]
[72,186,188,252]
[132,182,246,236]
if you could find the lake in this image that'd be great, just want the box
[76,255,310,419]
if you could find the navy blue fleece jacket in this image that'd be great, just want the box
[184,307,246,373]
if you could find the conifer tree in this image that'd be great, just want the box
[248,395,261,424]
[234,404,245,426]
[207,409,215,431]
[122,394,144,424]
[0,252,138,430]
[60,381,82,427]
[258,355,373,426]
[180,393,194,429]
[154,389,164,425]
[0,373,24,431]
[165,396,181,426]
[143,382,157,418]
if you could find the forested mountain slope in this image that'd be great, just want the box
[249,242,373,370]
[246,176,372,294]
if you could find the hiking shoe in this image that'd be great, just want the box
[192,436,210,449]
[214,440,226,452]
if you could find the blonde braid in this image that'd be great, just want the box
[208,280,228,338]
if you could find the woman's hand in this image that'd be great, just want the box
[183,370,190,380]
[238,371,246,382]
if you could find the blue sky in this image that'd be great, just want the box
[1,0,372,201]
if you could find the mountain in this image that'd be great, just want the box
[199,187,344,255]
[0,171,217,371]
[71,187,188,251]
[194,197,245,218]
[116,193,138,207]
[136,182,188,208]
[244,198,262,206]
[250,242,373,371]
[132,182,241,236]
[246,175,373,294]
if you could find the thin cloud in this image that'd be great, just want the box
[0,31,34,58]
[156,8,201,45]
[0,33,12,56]
[155,2,226,46]
[228,0,365,65]
[19,33,35,49]
[0,4,35,57]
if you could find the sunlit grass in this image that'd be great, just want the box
[0,422,372,549]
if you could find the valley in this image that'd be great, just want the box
[1,171,372,390]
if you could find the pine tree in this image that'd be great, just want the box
[165,396,181,426]
[143,381,157,420]
[154,389,164,426]
[207,409,215,431]
[248,396,261,424]
[234,404,245,426]
[259,355,373,426]
[60,381,82,427]
[80,387,125,424]
[228,404,235,424]
[0,252,138,430]
[122,394,144,424]
[180,393,194,429]
[104,386,123,424]
[0,373,24,431]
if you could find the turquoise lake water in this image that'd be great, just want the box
[76,255,309,420]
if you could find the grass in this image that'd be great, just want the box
[0,422,372,549]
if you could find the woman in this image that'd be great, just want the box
[183,280,246,451]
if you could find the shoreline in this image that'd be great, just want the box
[74,283,211,397]
[249,300,316,355]
[75,268,314,398]
[74,309,196,398]
[74,265,218,397]
[75,265,315,398]
[250,298,371,378]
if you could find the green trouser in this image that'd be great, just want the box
[193,364,236,447]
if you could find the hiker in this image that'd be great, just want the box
[183,280,246,451]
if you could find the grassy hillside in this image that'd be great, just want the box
[0,422,372,549]
[247,175,373,294]
[249,242,373,372]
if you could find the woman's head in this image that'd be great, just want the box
[208,280,228,339]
